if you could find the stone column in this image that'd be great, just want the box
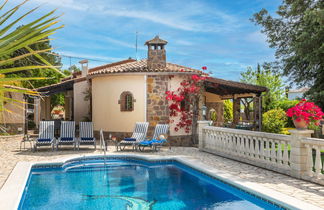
[198,121,212,150]
[34,97,41,128]
[253,96,262,131]
[40,96,51,120]
[289,129,314,178]
[64,91,73,121]
[233,98,240,127]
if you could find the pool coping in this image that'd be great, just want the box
[0,154,322,210]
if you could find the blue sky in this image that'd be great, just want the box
[8,0,281,81]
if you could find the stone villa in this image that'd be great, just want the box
[35,36,267,145]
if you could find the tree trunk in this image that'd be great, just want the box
[191,96,199,145]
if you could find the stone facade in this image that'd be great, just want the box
[147,48,166,69]
[146,75,169,137]
[145,35,167,70]
[169,135,194,146]
[94,130,132,142]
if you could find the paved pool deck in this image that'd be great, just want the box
[0,136,324,209]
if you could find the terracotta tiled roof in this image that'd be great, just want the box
[88,58,136,73]
[88,59,204,76]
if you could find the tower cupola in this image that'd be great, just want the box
[145,35,167,70]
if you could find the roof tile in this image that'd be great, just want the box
[88,59,204,76]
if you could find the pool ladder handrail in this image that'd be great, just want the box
[99,129,107,154]
[99,129,107,167]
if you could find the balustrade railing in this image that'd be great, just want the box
[202,126,292,175]
[198,122,324,185]
[302,138,324,180]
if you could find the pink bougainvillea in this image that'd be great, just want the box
[166,70,207,133]
[286,99,324,126]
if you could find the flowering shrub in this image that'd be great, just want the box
[165,67,207,133]
[286,99,324,126]
[262,109,287,134]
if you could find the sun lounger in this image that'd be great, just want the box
[56,121,76,150]
[138,124,169,151]
[116,122,149,151]
[34,121,55,151]
[78,122,96,150]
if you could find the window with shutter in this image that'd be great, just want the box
[119,91,136,111]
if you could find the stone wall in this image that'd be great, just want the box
[146,75,169,137]
[0,123,24,135]
[94,131,132,141]
[147,49,166,69]
[169,135,194,146]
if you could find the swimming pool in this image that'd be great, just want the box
[19,157,284,210]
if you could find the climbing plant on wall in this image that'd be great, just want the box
[165,67,207,144]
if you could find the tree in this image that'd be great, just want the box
[166,72,207,145]
[3,38,69,107]
[0,1,63,119]
[240,64,285,112]
[252,0,324,109]
[223,99,233,123]
[4,38,64,88]
[68,65,81,73]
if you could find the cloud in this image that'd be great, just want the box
[8,0,279,81]
[24,0,240,33]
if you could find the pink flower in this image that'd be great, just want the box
[286,100,324,126]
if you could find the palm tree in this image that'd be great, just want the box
[0,0,64,121]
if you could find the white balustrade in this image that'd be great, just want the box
[302,138,324,180]
[199,124,324,185]
[200,126,292,175]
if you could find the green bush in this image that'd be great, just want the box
[224,100,233,123]
[275,99,299,127]
[276,99,299,111]
[262,108,287,134]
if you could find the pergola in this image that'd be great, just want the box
[204,77,268,131]
[34,77,84,125]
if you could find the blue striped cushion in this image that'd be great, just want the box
[38,138,51,142]
[61,137,73,141]
[152,139,167,143]
[139,140,152,145]
[81,137,93,141]
[124,138,136,141]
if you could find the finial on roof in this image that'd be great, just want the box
[145,35,168,45]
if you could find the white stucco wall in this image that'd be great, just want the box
[288,92,303,100]
[92,75,145,132]
[2,92,25,124]
[73,80,90,124]
[168,75,192,136]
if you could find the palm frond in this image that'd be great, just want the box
[0,65,60,74]
[0,0,64,123]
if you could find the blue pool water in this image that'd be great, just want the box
[19,158,284,210]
